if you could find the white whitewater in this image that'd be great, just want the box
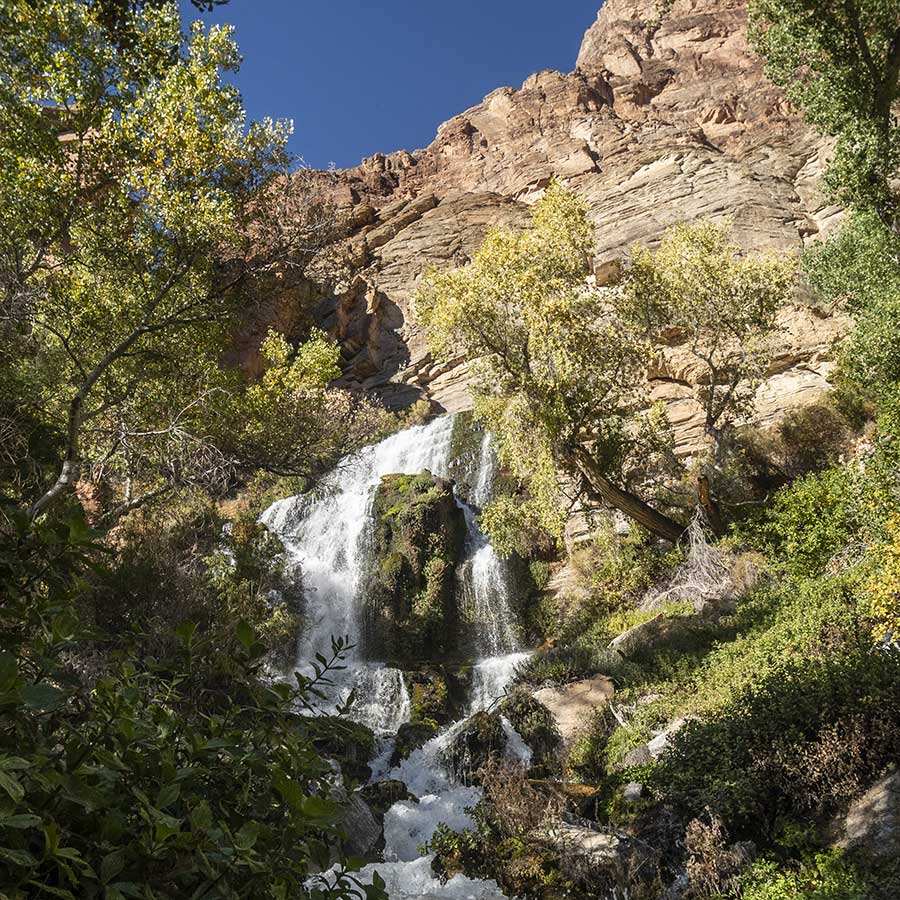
[457,434,519,658]
[265,415,533,899]
[261,416,456,732]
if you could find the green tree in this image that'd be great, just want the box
[619,220,796,521]
[749,0,900,225]
[415,182,685,547]
[0,0,355,522]
[805,209,900,391]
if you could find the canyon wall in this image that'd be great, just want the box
[300,0,848,446]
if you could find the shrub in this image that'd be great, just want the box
[649,648,900,841]
[739,852,869,900]
[0,507,381,899]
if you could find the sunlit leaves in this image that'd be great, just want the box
[415,181,665,547]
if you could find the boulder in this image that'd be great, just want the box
[532,674,615,745]
[365,471,466,662]
[619,718,687,769]
[498,687,562,775]
[836,770,900,859]
[442,710,507,786]
[340,794,383,858]
[359,779,417,817]
[391,720,438,766]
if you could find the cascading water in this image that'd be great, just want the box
[457,434,518,659]
[263,414,532,899]
[261,416,456,732]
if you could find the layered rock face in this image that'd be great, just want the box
[305,0,846,441]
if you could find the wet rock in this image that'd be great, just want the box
[341,794,383,858]
[532,674,615,745]
[623,782,644,803]
[442,710,507,785]
[359,779,417,817]
[391,721,438,766]
[366,472,466,662]
[499,687,562,776]
[303,716,376,784]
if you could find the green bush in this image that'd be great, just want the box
[649,647,900,840]
[0,507,383,899]
[738,852,869,900]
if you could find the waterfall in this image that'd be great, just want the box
[456,434,519,658]
[261,416,456,731]
[266,414,532,900]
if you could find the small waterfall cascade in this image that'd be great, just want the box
[457,434,519,658]
[265,414,533,899]
[261,416,455,731]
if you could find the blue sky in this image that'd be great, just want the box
[180,0,601,170]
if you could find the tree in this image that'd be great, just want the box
[805,208,900,392]
[415,182,686,547]
[619,221,796,455]
[0,0,359,522]
[749,0,900,227]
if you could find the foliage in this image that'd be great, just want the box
[749,0,900,223]
[0,0,365,522]
[0,505,385,899]
[619,220,796,448]
[861,514,900,643]
[738,852,870,900]
[649,643,900,840]
[415,180,684,546]
[806,210,900,391]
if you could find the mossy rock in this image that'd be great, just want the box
[442,710,507,786]
[391,720,438,765]
[365,471,466,663]
[499,687,562,777]
[302,715,375,784]
[358,779,416,815]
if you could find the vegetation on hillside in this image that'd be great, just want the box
[0,1,387,896]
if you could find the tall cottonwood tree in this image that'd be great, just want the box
[415,182,686,546]
[0,0,358,520]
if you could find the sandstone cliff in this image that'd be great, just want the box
[301,0,847,446]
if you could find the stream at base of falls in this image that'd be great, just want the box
[262,415,531,899]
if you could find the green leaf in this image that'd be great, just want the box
[156,782,180,810]
[175,621,197,647]
[189,800,212,832]
[0,846,36,867]
[234,821,258,851]
[300,795,340,822]
[0,771,24,804]
[0,813,41,829]
[0,757,31,771]
[101,848,125,884]
[236,619,255,649]
[21,682,65,710]
[26,882,74,899]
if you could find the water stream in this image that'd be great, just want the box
[262,415,530,899]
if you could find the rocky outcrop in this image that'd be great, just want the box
[366,472,466,662]
[835,770,900,859]
[287,0,847,442]
[532,675,615,746]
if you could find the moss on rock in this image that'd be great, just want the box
[442,710,507,785]
[366,471,466,663]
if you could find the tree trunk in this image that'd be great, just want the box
[697,473,726,538]
[575,451,685,543]
[29,392,85,521]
